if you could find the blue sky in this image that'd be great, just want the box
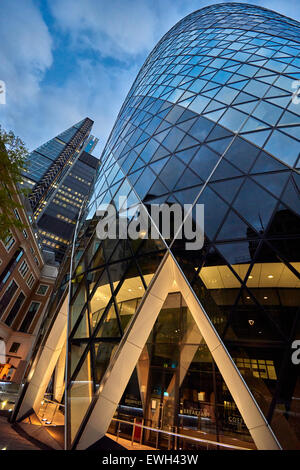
[0,0,299,157]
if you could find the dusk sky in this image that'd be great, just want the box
[0,0,299,157]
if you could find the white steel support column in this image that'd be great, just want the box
[76,254,281,450]
[15,295,68,421]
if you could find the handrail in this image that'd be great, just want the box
[42,397,65,407]
[110,417,252,450]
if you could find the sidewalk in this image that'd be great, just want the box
[0,415,40,451]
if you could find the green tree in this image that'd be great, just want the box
[0,126,29,241]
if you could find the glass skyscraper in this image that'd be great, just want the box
[22,119,100,262]
[14,3,300,451]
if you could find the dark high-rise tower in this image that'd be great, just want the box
[22,119,100,262]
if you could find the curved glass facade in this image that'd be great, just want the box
[66,3,300,449]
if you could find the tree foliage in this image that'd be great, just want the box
[0,126,29,241]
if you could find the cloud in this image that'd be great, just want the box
[0,0,53,138]
[1,0,299,157]
[27,58,140,156]
[48,0,159,59]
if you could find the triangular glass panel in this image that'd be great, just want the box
[281,179,300,217]
[95,303,122,338]
[176,117,197,132]
[230,80,249,90]
[188,95,211,114]
[127,168,144,186]
[264,130,300,167]
[174,185,203,206]
[206,125,233,142]
[188,116,215,142]
[227,73,247,84]
[242,129,271,147]
[178,90,196,102]
[288,100,300,117]
[159,156,186,191]
[188,78,207,94]
[252,172,290,198]
[176,108,197,123]
[256,74,278,84]
[233,178,278,233]
[94,342,118,385]
[278,111,300,126]
[175,146,199,165]
[149,157,169,175]
[232,92,258,105]
[174,167,203,190]
[154,128,171,143]
[210,159,243,181]
[151,145,171,162]
[202,88,221,98]
[266,96,291,108]
[162,127,186,152]
[148,179,169,197]
[253,102,283,126]
[189,145,220,180]
[250,151,287,174]
[176,134,200,151]
[207,136,233,155]
[265,86,289,98]
[292,172,300,192]
[179,97,197,108]
[216,241,255,266]
[217,209,255,241]
[233,101,257,114]
[241,117,270,133]
[196,186,229,240]
[280,126,300,140]
[210,177,244,204]
[203,100,226,113]
[203,108,226,122]
[73,309,90,340]
[219,108,248,133]
[201,82,222,93]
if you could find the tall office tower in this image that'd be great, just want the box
[22,119,100,262]
[15,4,300,451]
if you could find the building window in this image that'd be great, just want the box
[19,302,40,333]
[36,284,48,296]
[5,292,25,327]
[0,280,18,318]
[0,249,24,289]
[9,342,20,353]
[26,274,35,289]
[14,209,21,221]
[3,234,15,251]
[22,229,28,239]
[34,257,39,266]
[19,260,29,278]
[235,358,277,381]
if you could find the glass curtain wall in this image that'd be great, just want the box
[65,3,300,449]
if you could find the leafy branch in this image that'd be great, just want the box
[0,126,29,241]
